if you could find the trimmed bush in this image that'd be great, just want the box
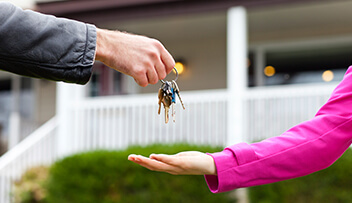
[248,148,352,203]
[45,144,233,203]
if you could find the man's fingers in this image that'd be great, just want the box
[95,29,175,87]
[154,61,166,80]
[147,67,159,85]
[160,48,175,74]
[134,75,148,87]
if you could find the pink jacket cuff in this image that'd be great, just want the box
[205,143,257,193]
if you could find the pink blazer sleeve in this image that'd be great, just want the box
[205,66,352,193]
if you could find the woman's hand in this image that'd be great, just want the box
[128,151,217,175]
[95,28,175,87]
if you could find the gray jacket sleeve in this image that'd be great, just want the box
[0,2,96,84]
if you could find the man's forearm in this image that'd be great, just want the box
[0,2,96,84]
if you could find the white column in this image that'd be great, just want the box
[8,75,21,149]
[9,0,36,9]
[227,7,248,146]
[56,82,85,157]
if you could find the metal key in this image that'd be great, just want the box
[172,80,185,110]
[158,81,173,123]
[163,94,172,123]
[157,88,164,115]
[163,82,173,123]
[171,87,176,122]
[158,67,184,123]
[162,81,173,96]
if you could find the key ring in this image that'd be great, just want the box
[160,67,178,84]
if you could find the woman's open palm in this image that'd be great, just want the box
[128,151,217,175]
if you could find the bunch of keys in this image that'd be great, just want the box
[158,67,185,123]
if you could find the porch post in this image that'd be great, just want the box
[56,82,85,157]
[226,7,248,146]
[8,75,21,149]
[254,48,266,86]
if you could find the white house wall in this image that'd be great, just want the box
[2,0,65,9]
[248,0,352,43]
[3,0,35,9]
[34,80,56,125]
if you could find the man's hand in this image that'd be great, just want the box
[95,28,175,87]
[128,151,217,175]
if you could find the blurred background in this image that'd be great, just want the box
[1,0,352,202]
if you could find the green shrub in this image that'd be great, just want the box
[45,144,233,203]
[248,148,352,203]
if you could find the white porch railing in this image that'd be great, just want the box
[0,117,57,203]
[245,83,336,142]
[65,89,229,155]
[0,82,338,202]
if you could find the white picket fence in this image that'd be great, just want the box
[0,82,337,203]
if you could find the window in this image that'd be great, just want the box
[249,45,352,86]
[0,79,10,91]
[89,63,125,97]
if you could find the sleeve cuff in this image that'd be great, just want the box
[204,143,258,193]
[77,23,96,85]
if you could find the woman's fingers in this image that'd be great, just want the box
[148,153,204,175]
[175,151,205,157]
[149,154,179,165]
[128,154,179,174]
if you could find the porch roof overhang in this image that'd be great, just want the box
[36,0,332,24]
